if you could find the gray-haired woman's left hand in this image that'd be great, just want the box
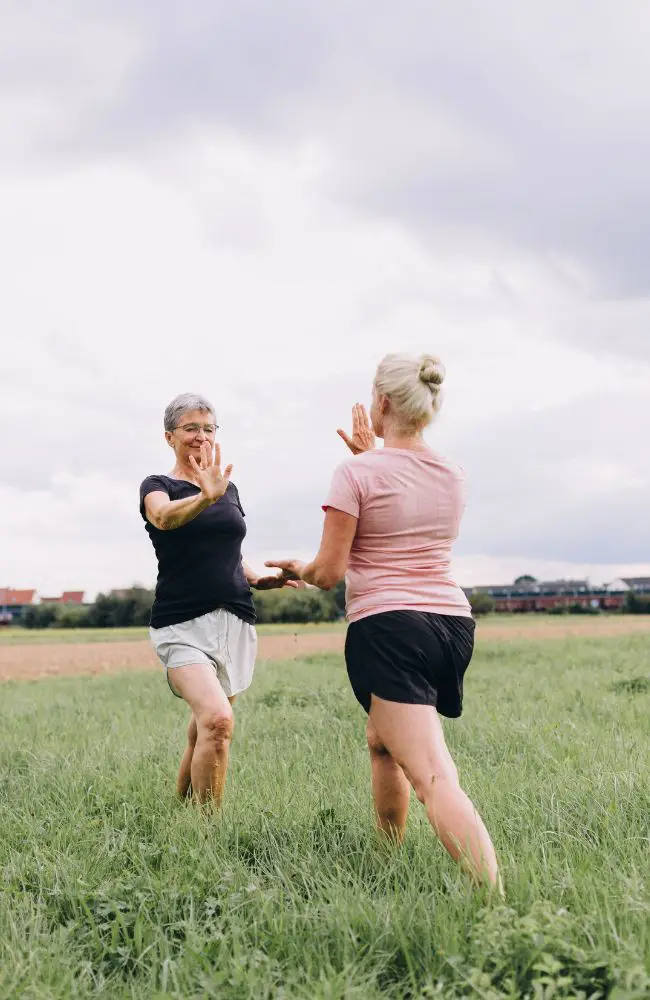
[254,569,306,590]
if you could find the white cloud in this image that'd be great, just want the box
[1,4,649,596]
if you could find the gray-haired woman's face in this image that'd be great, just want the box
[165,408,217,460]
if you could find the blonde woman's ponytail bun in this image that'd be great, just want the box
[419,355,445,389]
[374,352,445,430]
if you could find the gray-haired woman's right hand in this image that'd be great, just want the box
[189,441,233,503]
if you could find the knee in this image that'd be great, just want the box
[187,716,198,747]
[198,707,234,749]
[411,762,459,805]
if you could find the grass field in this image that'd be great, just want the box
[1,632,649,997]
[3,614,650,648]
[0,623,347,645]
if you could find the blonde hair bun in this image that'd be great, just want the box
[374,352,445,431]
[419,355,445,388]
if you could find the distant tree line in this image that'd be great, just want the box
[254,581,345,624]
[20,580,649,629]
[21,587,156,629]
[623,592,650,614]
[21,582,346,629]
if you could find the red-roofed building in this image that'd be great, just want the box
[61,591,84,604]
[0,588,36,624]
[40,591,85,605]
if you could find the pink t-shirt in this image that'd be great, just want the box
[324,448,471,623]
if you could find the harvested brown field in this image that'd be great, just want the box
[1,615,649,684]
[0,633,339,683]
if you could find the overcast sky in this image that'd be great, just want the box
[2,1,649,599]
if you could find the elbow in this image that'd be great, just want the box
[309,566,343,591]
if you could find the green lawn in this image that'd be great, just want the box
[1,635,649,997]
[0,622,348,645]
[3,616,648,646]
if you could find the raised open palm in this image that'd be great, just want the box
[188,442,233,502]
[337,403,375,454]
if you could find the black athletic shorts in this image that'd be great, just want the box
[344,610,475,717]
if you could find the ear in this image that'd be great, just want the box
[164,431,175,449]
[379,394,390,415]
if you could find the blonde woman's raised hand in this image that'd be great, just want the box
[337,403,375,455]
[189,441,233,503]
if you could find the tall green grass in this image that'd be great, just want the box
[1,635,648,997]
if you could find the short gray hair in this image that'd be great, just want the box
[164,393,216,432]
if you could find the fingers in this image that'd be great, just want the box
[201,441,211,469]
[188,454,199,472]
[255,573,285,590]
[223,463,233,480]
[264,561,301,581]
[256,573,304,590]
[360,403,370,427]
[214,442,221,469]
[337,428,355,448]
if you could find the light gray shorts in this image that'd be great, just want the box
[149,608,257,699]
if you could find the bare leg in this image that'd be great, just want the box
[176,695,237,800]
[366,718,411,842]
[168,663,234,806]
[176,714,197,799]
[369,696,501,889]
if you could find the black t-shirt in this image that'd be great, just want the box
[139,475,256,629]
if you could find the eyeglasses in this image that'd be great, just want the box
[175,423,218,436]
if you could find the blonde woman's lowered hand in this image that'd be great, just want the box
[337,404,375,455]
[188,441,233,503]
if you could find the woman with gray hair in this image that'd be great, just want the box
[140,392,295,807]
[268,354,501,891]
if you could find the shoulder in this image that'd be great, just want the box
[226,481,245,513]
[430,452,466,481]
[327,453,384,503]
[334,451,385,478]
[139,475,174,501]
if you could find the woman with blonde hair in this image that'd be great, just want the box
[268,354,501,889]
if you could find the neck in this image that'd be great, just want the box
[170,458,197,482]
[383,425,428,451]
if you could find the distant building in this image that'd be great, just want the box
[463,578,628,613]
[41,591,85,605]
[0,587,37,624]
[621,577,650,593]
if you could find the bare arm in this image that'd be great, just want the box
[144,490,216,531]
[262,406,368,589]
[265,508,357,591]
[242,562,259,586]
[143,442,232,531]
